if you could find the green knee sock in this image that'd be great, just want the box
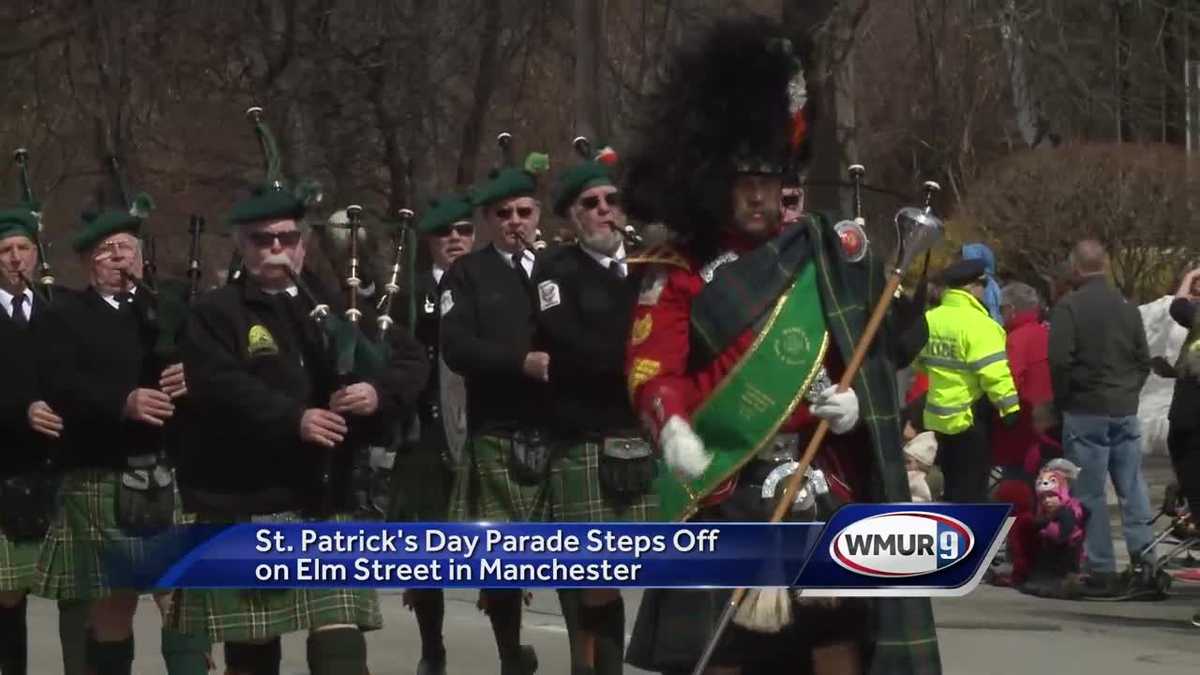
[161,628,210,675]
[57,600,89,675]
[306,628,367,675]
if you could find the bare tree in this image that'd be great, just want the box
[574,0,610,141]
[456,1,505,186]
[963,143,1198,302]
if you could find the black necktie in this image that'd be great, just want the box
[512,252,526,276]
[11,294,27,327]
[114,292,133,311]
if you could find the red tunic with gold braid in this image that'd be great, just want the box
[626,233,866,508]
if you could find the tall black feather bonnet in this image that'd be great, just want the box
[622,16,812,260]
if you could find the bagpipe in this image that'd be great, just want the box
[244,106,403,517]
[12,148,57,304]
[105,155,206,371]
[285,215,405,517]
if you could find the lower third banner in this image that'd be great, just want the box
[137,504,1010,593]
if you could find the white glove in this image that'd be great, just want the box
[660,415,712,480]
[811,385,859,435]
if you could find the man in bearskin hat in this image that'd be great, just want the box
[169,108,427,675]
[621,16,940,675]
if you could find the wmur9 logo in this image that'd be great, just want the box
[829,512,974,578]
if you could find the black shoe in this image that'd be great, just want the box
[521,644,538,673]
[1192,612,1200,628]
[501,644,538,675]
[417,657,447,675]
[1079,572,1122,597]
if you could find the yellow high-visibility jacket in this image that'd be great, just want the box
[916,289,1020,434]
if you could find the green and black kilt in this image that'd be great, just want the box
[168,511,381,644]
[33,468,187,600]
[0,529,41,594]
[544,440,656,523]
[448,433,547,522]
[448,435,657,523]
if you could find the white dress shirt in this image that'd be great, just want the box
[580,242,627,278]
[0,286,34,320]
[496,245,535,277]
[100,284,138,310]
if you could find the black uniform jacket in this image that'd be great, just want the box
[532,244,640,438]
[440,244,546,433]
[177,270,427,516]
[412,269,449,451]
[40,286,166,470]
[0,290,61,476]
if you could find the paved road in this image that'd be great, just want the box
[21,582,1200,674]
[21,456,1200,673]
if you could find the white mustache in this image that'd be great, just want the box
[263,253,293,268]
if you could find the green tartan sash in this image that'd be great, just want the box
[657,263,828,521]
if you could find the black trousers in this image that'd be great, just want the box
[936,420,990,503]
[1167,424,1200,515]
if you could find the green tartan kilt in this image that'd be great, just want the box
[546,441,657,523]
[448,435,657,523]
[33,468,187,600]
[448,434,548,522]
[169,587,382,644]
[167,510,382,643]
[0,529,41,593]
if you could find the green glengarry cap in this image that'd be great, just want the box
[471,152,550,208]
[0,207,38,242]
[552,161,615,216]
[72,207,144,253]
[471,167,538,208]
[228,182,321,225]
[417,194,474,235]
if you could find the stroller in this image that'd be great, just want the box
[1093,481,1198,601]
[1144,482,1200,575]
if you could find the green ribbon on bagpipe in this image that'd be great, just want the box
[656,263,829,522]
[322,314,388,380]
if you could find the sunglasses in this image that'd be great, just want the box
[495,206,535,220]
[430,223,475,238]
[247,230,303,248]
[781,194,802,208]
[97,240,138,256]
[579,192,621,210]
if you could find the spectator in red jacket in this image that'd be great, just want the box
[992,282,1054,471]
